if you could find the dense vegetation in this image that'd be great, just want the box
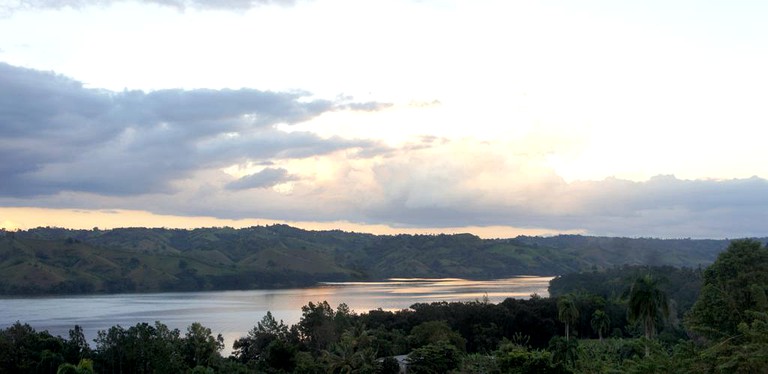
[549,265,703,321]
[3,239,768,373]
[0,225,745,295]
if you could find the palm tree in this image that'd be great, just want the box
[558,295,579,341]
[626,274,669,356]
[323,327,377,373]
[591,310,610,342]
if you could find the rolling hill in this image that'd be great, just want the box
[0,225,751,295]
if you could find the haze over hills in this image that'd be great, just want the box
[0,225,756,296]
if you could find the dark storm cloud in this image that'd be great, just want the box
[0,63,381,197]
[226,167,297,190]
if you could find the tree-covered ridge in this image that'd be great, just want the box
[4,240,768,373]
[549,265,704,320]
[515,235,736,268]
[0,225,753,295]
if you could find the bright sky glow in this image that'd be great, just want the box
[1,0,768,238]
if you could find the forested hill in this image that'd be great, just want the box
[0,225,755,295]
[514,235,736,268]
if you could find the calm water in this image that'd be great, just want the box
[0,277,552,353]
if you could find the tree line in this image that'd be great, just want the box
[1,239,767,373]
[2,225,738,296]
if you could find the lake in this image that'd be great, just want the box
[0,276,553,354]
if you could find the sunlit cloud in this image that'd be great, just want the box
[2,1,768,238]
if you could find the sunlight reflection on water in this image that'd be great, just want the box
[0,276,553,354]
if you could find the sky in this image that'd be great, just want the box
[1,0,767,238]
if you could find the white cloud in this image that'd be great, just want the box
[0,0,296,13]
[2,1,768,238]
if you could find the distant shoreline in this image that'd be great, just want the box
[1,225,736,297]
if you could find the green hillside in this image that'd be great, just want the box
[0,226,746,295]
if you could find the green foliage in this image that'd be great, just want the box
[0,322,66,373]
[458,353,500,374]
[571,338,624,373]
[686,239,768,340]
[62,325,91,365]
[5,294,747,374]
[56,363,80,374]
[408,320,466,351]
[91,321,226,373]
[0,323,93,374]
[517,235,727,268]
[407,341,462,374]
[617,338,710,374]
[626,275,668,344]
[19,243,768,374]
[298,301,342,351]
[622,351,673,374]
[1,226,738,295]
[591,310,611,342]
[232,311,294,367]
[368,326,408,357]
[558,296,579,341]
[183,322,224,369]
[93,322,185,373]
[54,359,93,374]
[294,351,327,374]
[548,336,579,370]
[189,365,215,374]
[260,339,298,373]
[699,311,768,373]
[322,328,378,374]
[496,341,566,374]
[379,356,401,374]
[549,265,702,321]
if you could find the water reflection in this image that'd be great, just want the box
[0,276,552,354]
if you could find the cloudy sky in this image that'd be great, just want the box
[1,0,767,238]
